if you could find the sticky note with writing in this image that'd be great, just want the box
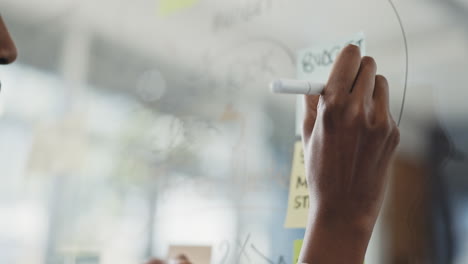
[158,0,199,16]
[285,141,311,228]
[293,239,303,264]
[295,32,366,135]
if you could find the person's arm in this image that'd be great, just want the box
[299,44,400,263]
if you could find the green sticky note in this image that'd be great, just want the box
[159,0,199,16]
[293,239,303,264]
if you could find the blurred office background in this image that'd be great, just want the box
[0,0,468,263]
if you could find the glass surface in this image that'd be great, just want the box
[0,0,467,264]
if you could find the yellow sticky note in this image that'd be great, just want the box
[159,0,199,16]
[293,239,303,264]
[284,141,310,228]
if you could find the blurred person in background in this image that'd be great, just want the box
[144,258,166,264]
[144,255,192,264]
[0,16,17,67]
[169,254,192,264]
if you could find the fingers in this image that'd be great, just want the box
[352,56,377,101]
[303,94,320,143]
[373,75,390,114]
[324,44,362,97]
[306,49,393,147]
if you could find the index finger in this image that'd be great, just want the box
[323,44,362,97]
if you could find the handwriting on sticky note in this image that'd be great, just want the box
[297,32,366,81]
[159,0,199,16]
[285,141,311,228]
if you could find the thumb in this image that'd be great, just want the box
[302,95,320,144]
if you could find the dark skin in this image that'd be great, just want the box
[144,255,192,264]
[171,254,192,264]
[0,16,17,65]
[2,14,397,264]
[145,258,166,264]
[300,44,400,263]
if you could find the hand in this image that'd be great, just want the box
[300,44,400,263]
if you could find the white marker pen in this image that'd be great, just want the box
[270,79,325,95]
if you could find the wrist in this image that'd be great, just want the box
[312,207,375,241]
[298,205,375,264]
[313,203,377,237]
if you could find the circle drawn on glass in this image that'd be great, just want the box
[387,0,409,127]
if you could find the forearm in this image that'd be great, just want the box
[299,45,399,264]
[299,208,374,264]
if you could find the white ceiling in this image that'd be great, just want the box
[0,0,458,65]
